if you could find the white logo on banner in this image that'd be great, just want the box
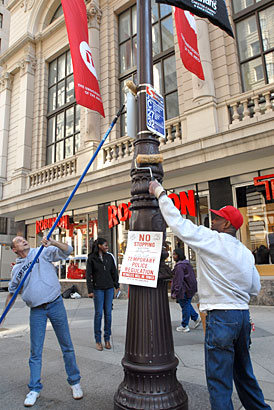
[79,41,98,79]
[185,11,197,33]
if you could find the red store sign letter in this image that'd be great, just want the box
[254,174,274,201]
[168,190,197,217]
[108,203,132,228]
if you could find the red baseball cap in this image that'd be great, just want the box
[210,206,243,230]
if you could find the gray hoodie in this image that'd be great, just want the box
[8,245,73,308]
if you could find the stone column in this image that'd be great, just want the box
[84,0,102,146]
[192,18,216,102]
[0,71,12,199]
[12,55,36,192]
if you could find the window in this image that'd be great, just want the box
[233,0,274,91]
[47,50,80,165]
[254,65,264,82]
[0,217,7,235]
[236,182,274,266]
[119,0,179,137]
[0,13,3,29]
[50,5,63,24]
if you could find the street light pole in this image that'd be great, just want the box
[114,0,188,409]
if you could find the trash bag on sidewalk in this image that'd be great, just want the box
[62,285,80,299]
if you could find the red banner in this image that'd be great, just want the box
[175,8,204,80]
[61,0,105,117]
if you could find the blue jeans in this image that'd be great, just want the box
[178,294,198,327]
[93,288,114,343]
[29,295,80,392]
[205,310,271,410]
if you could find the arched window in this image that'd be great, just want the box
[50,4,63,25]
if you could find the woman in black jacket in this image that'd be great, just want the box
[86,238,119,351]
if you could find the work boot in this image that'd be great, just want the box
[105,341,111,349]
[96,342,103,351]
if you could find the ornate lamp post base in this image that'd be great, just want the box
[114,282,188,410]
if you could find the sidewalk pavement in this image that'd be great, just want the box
[0,291,273,410]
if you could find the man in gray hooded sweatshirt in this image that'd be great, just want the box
[3,236,83,407]
[149,180,271,410]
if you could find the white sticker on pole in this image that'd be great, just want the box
[146,86,165,139]
[119,231,163,288]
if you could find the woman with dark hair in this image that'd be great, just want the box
[86,238,119,351]
[171,248,200,333]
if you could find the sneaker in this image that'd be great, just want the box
[96,342,103,351]
[176,325,190,332]
[71,383,83,400]
[194,317,201,329]
[24,391,40,407]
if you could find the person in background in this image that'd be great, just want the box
[86,238,119,351]
[149,180,271,410]
[171,248,201,332]
[268,232,274,264]
[255,244,270,265]
[3,236,83,408]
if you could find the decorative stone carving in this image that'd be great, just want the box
[19,56,37,76]
[0,71,13,92]
[21,0,35,12]
[86,0,102,28]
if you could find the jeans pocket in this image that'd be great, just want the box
[207,320,238,350]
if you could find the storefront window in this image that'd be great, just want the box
[167,191,210,273]
[236,184,274,265]
[30,205,98,281]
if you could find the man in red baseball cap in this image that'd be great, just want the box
[210,205,243,232]
[149,180,270,410]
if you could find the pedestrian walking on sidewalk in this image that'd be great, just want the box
[171,248,201,333]
[2,236,83,407]
[86,238,119,351]
[149,180,271,410]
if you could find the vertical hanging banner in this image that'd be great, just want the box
[61,0,105,117]
[156,0,234,38]
[175,8,204,80]
[119,231,163,288]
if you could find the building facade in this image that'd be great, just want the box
[0,0,274,302]
[0,0,10,63]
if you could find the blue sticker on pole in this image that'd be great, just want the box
[146,86,165,139]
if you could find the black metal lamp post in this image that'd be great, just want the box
[114,0,188,409]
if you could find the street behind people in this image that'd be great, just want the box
[86,238,119,351]
[3,236,83,407]
[171,248,201,332]
[149,180,271,410]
